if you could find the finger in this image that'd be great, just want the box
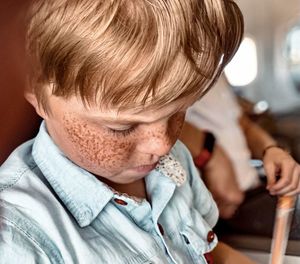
[275,166,300,196]
[219,203,239,219]
[281,189,300,197]
[271,165,299,195]
[269,160,296,192]
[281,181,300,196]
[264,162,277,190]
[215,195,242,219]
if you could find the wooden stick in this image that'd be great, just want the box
[269,196,297,264]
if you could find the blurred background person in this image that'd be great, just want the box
[180,74,300,218]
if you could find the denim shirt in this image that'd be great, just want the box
[0,122,218,264]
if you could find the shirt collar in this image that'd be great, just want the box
[32,122,113,227]
[154,153,186,186]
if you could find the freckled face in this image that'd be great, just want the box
[42,96,193,184]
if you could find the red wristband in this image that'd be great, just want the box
[194,149,212,169]
[193,131,215,169]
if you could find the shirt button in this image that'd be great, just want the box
[114,198,128,206]
[207,230,215,243]
[157,223,164,236]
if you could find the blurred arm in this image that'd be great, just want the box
[239,114,276,159]
[240,114,300,196]
[180,121,244,219]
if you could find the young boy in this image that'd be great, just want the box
[0,0,244,263]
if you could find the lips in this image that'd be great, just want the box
[132,162,158,173]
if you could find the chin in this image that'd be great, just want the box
[90,169,149,185]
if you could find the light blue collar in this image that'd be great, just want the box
[32,122,113,227]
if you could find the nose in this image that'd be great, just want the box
[137,121,174,157]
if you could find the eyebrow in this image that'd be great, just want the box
[89,117,140,126]
[86,115,165,126]
[82,98,194,126]
[85,107,185,126]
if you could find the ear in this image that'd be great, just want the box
[24,91,47,119]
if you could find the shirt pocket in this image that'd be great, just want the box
[180,225,217,264]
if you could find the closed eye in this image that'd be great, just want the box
[107,126,136,137]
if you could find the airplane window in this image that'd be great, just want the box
[225,36,257,87]
[285,24,300,92]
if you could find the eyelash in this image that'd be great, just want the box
[108,126,136,137]
[106,110,186,137]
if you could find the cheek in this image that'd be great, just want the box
[62,117,134,170]
[168,112,185,142]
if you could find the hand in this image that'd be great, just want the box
[263,147,300,196]
[203,145,244,219]
[211,242,256,264]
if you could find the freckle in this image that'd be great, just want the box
[61,113,136,175]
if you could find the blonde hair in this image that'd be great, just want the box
[27,0,244,111]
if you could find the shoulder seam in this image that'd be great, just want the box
[0,164,38,193]
[0,215,48,256]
